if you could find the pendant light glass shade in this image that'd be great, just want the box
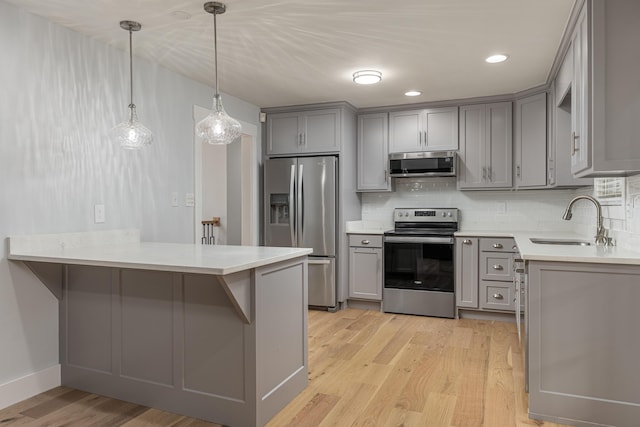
[112,20,153,149]
[197,2,241,145]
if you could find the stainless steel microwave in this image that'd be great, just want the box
[388,151,457,178]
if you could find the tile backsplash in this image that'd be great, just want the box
[362,176,640,250]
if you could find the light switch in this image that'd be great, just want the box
[94,204,105,223]
[185,193,195,207]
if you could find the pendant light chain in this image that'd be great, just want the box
[128,27,135,118]
[213,10,219,96]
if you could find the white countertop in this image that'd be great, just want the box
[456,229,640,265]
[9,236,312,275]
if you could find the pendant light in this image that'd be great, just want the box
[196,2,242,145]
[111,20,153,149]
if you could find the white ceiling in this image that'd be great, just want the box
[5,0,575,109]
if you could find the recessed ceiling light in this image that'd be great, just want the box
[485,54,509,64]
[405,90,422,97]
[353,70,382,85]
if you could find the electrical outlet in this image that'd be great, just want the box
[94,204,105,223]
[171,192,179,207]
[185,193,195,207]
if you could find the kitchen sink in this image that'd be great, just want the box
[529,237,592,246]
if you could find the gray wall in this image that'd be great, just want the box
[0,1,260,388]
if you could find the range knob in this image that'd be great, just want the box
[441,212,446,217]
[447,211,452,217]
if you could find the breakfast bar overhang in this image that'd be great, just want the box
[8,230,312,426]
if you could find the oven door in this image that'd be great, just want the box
[384,236,454,292]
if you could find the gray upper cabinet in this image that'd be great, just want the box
[570,0,640,177]
[357,113,391,192]
[458,102,512,190]
[514,93,547,189]
[267,108,341,156]
[388,107,458,153]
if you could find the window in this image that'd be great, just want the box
[593,177,626,220]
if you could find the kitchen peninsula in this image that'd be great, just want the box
[8,229,312,427]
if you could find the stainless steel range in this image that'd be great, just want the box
[383,208,458,318]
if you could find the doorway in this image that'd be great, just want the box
[193,105,258,246]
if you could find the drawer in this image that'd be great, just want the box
[479,238,517,253]
[480,252,514,281]
[480,281,515,311]
[348,234,383,248]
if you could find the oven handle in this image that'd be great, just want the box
[384,236,454,244]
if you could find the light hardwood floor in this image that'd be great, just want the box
[0,309,569,426]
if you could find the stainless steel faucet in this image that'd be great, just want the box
[562,195,610,246]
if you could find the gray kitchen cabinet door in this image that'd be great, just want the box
[484,102,512,188]
[388,109,421,153]
[267,112,301,155]
[570,4,590,175]
[548,80,592,188]
[569,0,640,177]
[267,108,340,156]
[389,107,458,153]
[348,246,382,301]
[423,107,459,151]
[514,93,547,189]
[458,102,512,189]
[457,105,486,188]
[357,113,391,191]
[303,109,341,153]
[528,261,640,427]
[455,237,478,308]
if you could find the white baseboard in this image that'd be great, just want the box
[0,365,61,410]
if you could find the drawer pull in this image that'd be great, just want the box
[361,240,370,245]
[493,243,503,249]
[463,239,472,245]
[512,245,518,251]
[493,293,504,300]
[493,264,504,271]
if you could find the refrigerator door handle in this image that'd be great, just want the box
[289,164,296,247]
[298,164,304,245]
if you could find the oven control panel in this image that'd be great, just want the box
[394,208,458,222]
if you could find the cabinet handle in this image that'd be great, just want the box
[572,131,580,154]
[493,293,504,300]
[488,166,493,182]
[463,239,472,245]
[493,264,504,271]
[298,133,302,145]
[384,169,388,183]
[493,243,503,249]
[423,130,427,146]
[482,167,487,180]
[302,133,306,146]
[418,130,423,145]
[361,240,370,245]
[516,165,521,178]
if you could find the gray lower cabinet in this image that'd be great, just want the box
[357,113,391,192]
[59,259,308,426]
[458,102,513,190]
[456,236,519,314]
[527,261,640,427]
[348,234,382,300]
[455,237,478,308]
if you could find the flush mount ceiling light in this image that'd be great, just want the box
[405,90,422,97]
[111,20,153,150]
[485,54,509,64]
[196,1,241,145]
[353,70,382,85]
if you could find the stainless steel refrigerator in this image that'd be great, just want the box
[264,156,337,308]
